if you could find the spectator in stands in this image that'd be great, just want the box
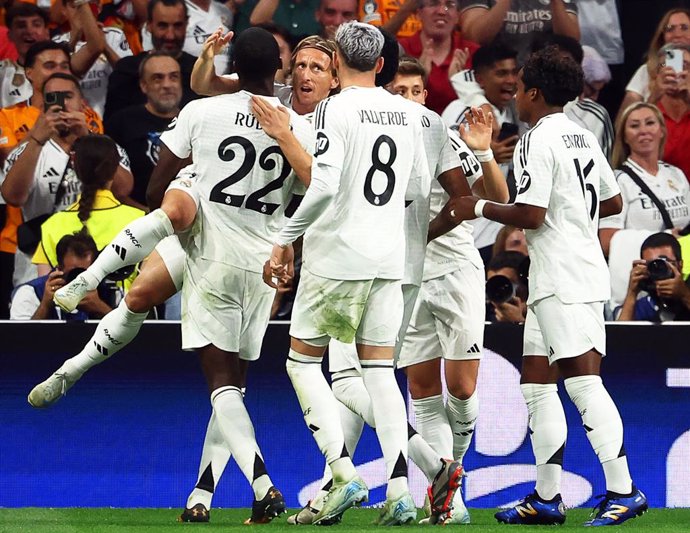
[0,3,50,108]
[459,0,579,65]
[492,224,527,257]
[106,52,182,210]
[399,0,479,115]
[616,232,690,321]
[250,0,357,40]
[1,73,133,285]
[485,250,528,323]
[32,134,144,276]
[359,0,421,39]
[10,230,112,319]
[600,102,690,257]
[620,8,690,114]
[104,0,199,120]
[53,0,132,117]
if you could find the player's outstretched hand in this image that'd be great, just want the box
[265,243,294,288]
[251,96,291,141]
[459,107,493,151]
[201,27,233,60]
[445,195,479,224]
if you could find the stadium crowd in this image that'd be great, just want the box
[0,0,686,526]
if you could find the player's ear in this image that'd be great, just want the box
[330,76,339,90]
[375,56,384,74]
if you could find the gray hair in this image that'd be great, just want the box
[335,21,384,72]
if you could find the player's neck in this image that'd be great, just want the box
[239,79,274,97]
[527,106,562,128]
[338,70,376,90]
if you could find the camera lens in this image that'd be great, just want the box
[486,275,515,304]
[647,258,673,282]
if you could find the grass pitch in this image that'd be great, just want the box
[0,508,688,533]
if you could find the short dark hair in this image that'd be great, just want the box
[473,42,518,74]
[6,2,49,28]
[396,56,427,86]
[24,41,71,69]
[522,46,583,107]
[641,232,682,262]
[56,230,98,266]
[147,0,187,22]
[375,28,399,87]
[42,72,82,96]
[232,27,282,81]
[487,250,528,274]
[138,50,180,78]
[531,33,584,65]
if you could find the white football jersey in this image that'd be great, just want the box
[423,129,484,282]
[513,113,620,305]
[160,90,313,273]
[599,158,690,232]
[303,86,430,280]
[0,60,31,108]
[402,104,468,286]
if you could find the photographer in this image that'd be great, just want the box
[617,232,690,321]
[10,231,112,320]
[485,250,528,323]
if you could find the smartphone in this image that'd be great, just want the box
[665,48,684,73]
[44,91,66,112]
[497,122,519,141]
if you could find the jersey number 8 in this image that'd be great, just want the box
[364,135,397,206]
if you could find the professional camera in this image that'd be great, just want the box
[639,256,675,293]
[486,275,516,304]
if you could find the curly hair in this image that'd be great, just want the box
[72,135,120,224]
[521,46,583,107]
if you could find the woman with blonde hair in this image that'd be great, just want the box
[599,102,690,256]
[619,8,690,114]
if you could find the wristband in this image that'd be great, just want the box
[474,199,487,218]
[474,149,494,163]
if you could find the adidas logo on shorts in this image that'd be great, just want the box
[468,343,481,354]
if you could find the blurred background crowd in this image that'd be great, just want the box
[1,0,690,324]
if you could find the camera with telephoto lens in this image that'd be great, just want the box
[639,256,675,294]
[486,275,516,304]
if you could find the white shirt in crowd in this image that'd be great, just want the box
[626,65,651,102]
[0,60,32,108]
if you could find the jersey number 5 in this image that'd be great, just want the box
[364,135,397,206]
[574,158,598,220]
[210,136,292,215]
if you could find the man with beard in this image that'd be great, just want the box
[106,53,183,210]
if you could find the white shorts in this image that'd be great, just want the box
[523,295,606,364]
[165,167,201,209]
[328,284,419,373]
[154,235,185,291]
[291,267,403,347]
[398,264,485,369]
[181,256,275,359]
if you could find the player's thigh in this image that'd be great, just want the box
[162,172,201,232]
[398,282,441,369]
[356,278,404,348]
[532,296,606,364]
[406,358,443,399]
[444,359,480,399]
[432,265,485,361]
[290,267,372,347]
[124,249,179,312]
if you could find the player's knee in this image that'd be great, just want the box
[124,283,157,313]
[447,381,476,400]
[161,193,195,232]
[407,375,443,399]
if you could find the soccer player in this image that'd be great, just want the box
[446,47,648,526]
[268,21,448,525]
[43,27,315,524]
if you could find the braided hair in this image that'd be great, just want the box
[72,135,120,224]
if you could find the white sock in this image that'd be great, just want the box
[82,209,174,289]
[61,301,148,379]
[564,375,632,495]
[413,394,453,458]
[286,350,356,483]
[361,360,409,500]
[186,411,232,509]
[408,424,444,484]
[446,391,479,463]
[211,386,272,501]
[331,370,375,427]
[521,383,567,500]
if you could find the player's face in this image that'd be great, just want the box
[315,0,357,38]
[148,3,187,55]
[418,0,459,40]
[624,107,664,158]
[292,48,337,113]
[273,32,292,84]
[514,69,530,123]
[9,15,49,58]
[43,77,83,112]
[392,74,427,105]
[477,58,518,109]
[664,12,690,46]
[141,56,182,114]
[26,49,71,90]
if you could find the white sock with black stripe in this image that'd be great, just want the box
[412,394,453,458]
[446,390,479,463]
[361,359,408,500]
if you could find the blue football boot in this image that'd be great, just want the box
[495,492,566,525]
[585,487,648,526]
